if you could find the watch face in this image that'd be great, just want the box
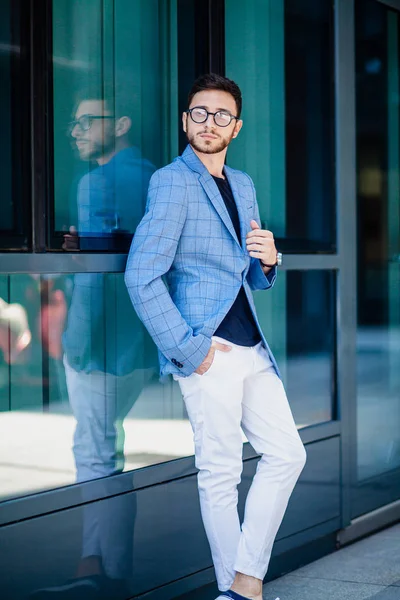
[277,252,283,266]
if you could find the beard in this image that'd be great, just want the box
[75,137,116,161]
[187,130,234,154]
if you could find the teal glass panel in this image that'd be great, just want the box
[225,0,335,253]
[225,0,288,383]
[51,0,178,250]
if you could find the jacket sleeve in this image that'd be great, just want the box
[124,169,211,377]
[245,176,277,292]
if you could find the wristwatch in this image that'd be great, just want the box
[261,252,283,268]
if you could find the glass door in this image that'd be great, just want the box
[354,0,400,517]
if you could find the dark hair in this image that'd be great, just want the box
[188,73,242,118]
[74,78,139,119]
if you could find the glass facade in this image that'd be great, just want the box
[0,3,400,595]
[0,0,339,502]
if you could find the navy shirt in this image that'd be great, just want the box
[212,175,262,347]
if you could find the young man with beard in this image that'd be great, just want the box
[125,74,306,600]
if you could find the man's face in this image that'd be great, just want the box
[182,89,242,155]
[70,100,116,161]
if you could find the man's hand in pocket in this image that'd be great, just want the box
[195,341,232,375]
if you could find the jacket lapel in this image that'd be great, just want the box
[181,145,244,250]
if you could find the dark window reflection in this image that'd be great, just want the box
[0,0,30,250]
[286,270,335,427]
[355,0,400,483]
[284,0,335,252]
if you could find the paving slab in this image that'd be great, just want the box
[262,524,400,600]
[262,574,386,600]
[290,528,400,586]
[368,587,400,599]
[367,524,400,540]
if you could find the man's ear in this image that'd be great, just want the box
[115,116,132,138]
[232,119,243,139]
[182,111,188,133]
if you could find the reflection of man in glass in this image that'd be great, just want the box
[65,97,155,247]
[32,97,155,600]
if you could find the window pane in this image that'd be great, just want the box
[0,269,334,501]
[0,272,195,501]
[0,0,30,250]
[254,270,335,427]
[225,0,335,253]
[51,0,179,251]
[355,0,400,482]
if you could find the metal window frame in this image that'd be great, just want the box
[0,420,340,527]
[30,0,53,252]
[378,0,400,11]
[335,0,357,529]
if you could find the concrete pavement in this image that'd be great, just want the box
[262,523,400,600]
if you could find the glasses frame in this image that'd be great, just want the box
[186,106,239,128]
[68,114,116,132]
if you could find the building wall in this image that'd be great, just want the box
[0,0,399,598]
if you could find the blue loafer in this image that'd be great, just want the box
[216,592,280,600]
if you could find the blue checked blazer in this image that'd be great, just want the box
[125,144,280,379]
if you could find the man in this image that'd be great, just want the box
[32,96,155,600]
[125,74,306,600]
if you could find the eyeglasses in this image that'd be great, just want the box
[68,114,115,132]
[186,107,239,128]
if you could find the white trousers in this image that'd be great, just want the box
[175,337,306,592]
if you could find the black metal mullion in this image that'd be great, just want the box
[335,0,357,529]
[207,0,225,74]
[30,0,53,252]
[193,0,225,75]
